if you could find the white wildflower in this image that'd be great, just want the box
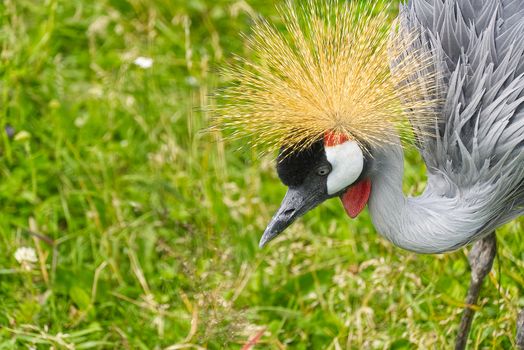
[14,247,37,270]
[185,76,198,87]
[133,56,153,69]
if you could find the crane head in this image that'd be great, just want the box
[211,0,440,247]
[260,132,371,247]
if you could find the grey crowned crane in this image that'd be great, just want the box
[216,0,524,348]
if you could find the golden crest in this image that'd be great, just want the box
[214,0,440,154]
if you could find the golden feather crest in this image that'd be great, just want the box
[213,0,439,153]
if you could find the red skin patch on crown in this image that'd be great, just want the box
[341,178,372,218]
[324,132,350,147]
[324,131,370,217]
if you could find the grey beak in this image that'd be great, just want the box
[260,187,324,247]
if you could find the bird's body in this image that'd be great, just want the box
[371,0,524,253]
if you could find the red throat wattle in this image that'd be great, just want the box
[341,179,372,218]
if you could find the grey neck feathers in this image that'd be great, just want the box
[367,142,482,254]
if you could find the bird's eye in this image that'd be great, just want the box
[316,165,331,176]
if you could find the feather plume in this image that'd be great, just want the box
[213,0,440,154]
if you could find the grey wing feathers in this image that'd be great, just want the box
[400,0,524,234]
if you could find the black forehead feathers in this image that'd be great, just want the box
[276,140,326,187]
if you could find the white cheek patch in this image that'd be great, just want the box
[325,141,364,195]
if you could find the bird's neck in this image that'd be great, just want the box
[367,143,473,254]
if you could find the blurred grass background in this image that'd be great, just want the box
[0,0,523,349]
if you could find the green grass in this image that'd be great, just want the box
[0,0,523,349]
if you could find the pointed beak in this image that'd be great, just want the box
[260,187,326,247]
